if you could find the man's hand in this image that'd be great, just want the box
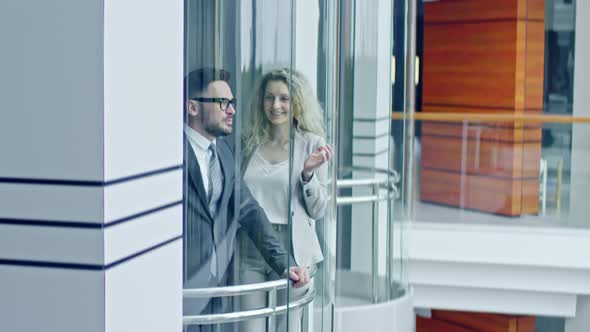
[288,266,310,288]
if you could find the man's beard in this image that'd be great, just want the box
[202,115,231,137]
[205,124,231,137]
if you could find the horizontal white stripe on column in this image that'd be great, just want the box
[352,135,390,154]
[0,167,182,224]
[104,168,182,224]
[353,119,390,138]
[104,205,182,265]
[0,183,103,223]
[0,204,181,265]
[352,154,390,169]
[0,224,103,264]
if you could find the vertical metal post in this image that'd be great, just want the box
[403,0,418,219]
[459,121,468,209]
[371,183,379,304]
[327,0,342,330]
[266,287,277,332]
[301,301,310,332]
[386,177,393,300]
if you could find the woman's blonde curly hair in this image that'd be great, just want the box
[242,68,325,161]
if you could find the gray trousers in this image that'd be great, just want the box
[238,224,308,332]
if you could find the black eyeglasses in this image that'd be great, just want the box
[191,97,237,111]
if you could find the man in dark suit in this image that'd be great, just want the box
[183,68,309,331]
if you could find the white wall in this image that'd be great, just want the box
[0,0,104,181]
[0,1,184,331]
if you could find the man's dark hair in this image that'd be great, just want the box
[184,68,231,101]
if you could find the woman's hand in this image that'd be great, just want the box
[302,145,333,181]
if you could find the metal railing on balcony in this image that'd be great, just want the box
[182,169,400,329]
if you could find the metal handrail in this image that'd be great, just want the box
[184,279,287,298]
[183,288,316,326]
[183,175,400,327]
[337,178,389,188]
[392,111,590,124]
[335,176,400,303]
[183,270,317,327]
[336,193,397,205]
[338,165,400,183]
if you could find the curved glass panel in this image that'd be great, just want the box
[332,3,409,328]
[183,1,337,331]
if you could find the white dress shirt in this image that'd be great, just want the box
[185,124,215,196]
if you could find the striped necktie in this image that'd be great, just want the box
[208,143,223,279]
[208,143,223,216]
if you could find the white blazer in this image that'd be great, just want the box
[243,130,328,267]
[289,131,327,267]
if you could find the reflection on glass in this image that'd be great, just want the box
[183,1,336,331]
[239,69,331,332]
[410,0,587,229]
[183,68,299,332]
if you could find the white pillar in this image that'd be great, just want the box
[566,296,590,332]
[570,0,590,224]
[0,1,184,331]
[350,0,393,277]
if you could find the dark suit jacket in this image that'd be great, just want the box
[183,136,290,318]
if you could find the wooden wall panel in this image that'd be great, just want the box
[421,169,539,216]
[422,136,541,178]
[424,0,544,23]
[417,316,477,332]
[432,311,512,332]
[424,0,520,23]
[421,0,545,216]
[423,21,518,109]
[430,310,536,332]
[519,0,546,21]
[421,122,543,142]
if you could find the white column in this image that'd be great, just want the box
[350,0,393,276]
[0,1,184,331]
[570,0,590,224]
[566,296,590,332]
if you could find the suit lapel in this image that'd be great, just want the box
[216,139,233,203]
[185,139,213,221]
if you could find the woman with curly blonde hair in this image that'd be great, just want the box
[239,68,332,332]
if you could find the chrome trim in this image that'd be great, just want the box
[371,183,379,303]
[403,0,418,219]
[337,178,389,188]
[339,166,400,183]
[183,289,316,326]
[336,194,395,205]
[183,279,287,298]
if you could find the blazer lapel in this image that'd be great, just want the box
[185,140,213,221]
[290,132,303,191]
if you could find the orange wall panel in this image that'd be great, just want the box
[423,21,519,109]
[422,136,541,178]
[431,310,536,332]
[421,0,544,216]
[424,0,520,23]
